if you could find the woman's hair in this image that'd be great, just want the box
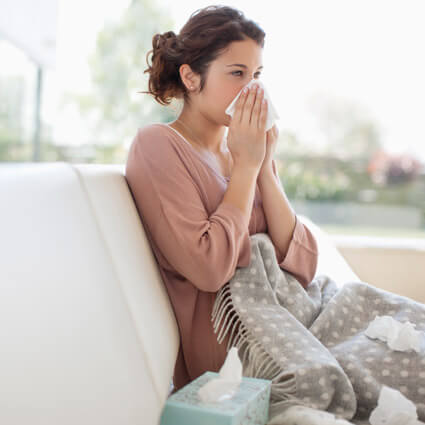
[139,5,265,106]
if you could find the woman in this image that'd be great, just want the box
[125,3,318,399]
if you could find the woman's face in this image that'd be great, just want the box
[199,38,263,126]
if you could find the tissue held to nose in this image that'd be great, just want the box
[197,347,243,403]
[225,79,279,132]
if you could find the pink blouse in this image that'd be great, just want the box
[125,123,319,391]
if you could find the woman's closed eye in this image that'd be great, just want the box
[231,70,261,78]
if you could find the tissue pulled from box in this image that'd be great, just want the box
[364,315,425,352]
[369,385,425,425]
[197,347,242,403]
[225,79,279,131]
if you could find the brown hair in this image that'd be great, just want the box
[139,5,266,106]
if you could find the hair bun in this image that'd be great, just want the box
[160,30,177,46]
[153,30,179,52]
[162,30,177,40]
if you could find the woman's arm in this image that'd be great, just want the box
[257,159,319,288]
[125,125,252,293]
[257,162,296,263]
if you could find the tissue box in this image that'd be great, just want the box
[160,371,271,425]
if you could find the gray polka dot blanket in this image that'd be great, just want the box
[212,233,425,424]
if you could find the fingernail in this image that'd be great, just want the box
[243,87,249,93]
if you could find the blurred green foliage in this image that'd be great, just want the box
[275,155,425,212]
[65,0,177,146]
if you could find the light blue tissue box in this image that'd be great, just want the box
[160,371,271,425]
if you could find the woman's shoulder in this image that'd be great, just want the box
[135,122,172,143]
[126,122,197,186]
[131,122,178,153]
[128,122,190,172]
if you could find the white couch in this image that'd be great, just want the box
[0,161,372,425]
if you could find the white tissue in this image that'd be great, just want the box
[225,79,280,131]
[369,385,425,425]
[197,347,242,403]
[364,315,425,353]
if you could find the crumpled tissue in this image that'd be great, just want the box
[369,385,425,425]
[225,79,280,131]
[197,347,242,403]
[364,315,425,353]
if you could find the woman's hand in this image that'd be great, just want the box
[227,83,268,171]
[258,124,279,179]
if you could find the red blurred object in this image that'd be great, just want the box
[367,150,423,185]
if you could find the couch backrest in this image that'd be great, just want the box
[0,162,179,425]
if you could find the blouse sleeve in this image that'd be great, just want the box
[270,159,319,288]
[125,125,251,293]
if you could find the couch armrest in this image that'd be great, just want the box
[332,235,425,304]
[296,215,361,288]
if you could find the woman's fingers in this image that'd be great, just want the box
[241,85,258,125]
[252,87,264,127]
[259,96,267,130]
[233,87,248,124]
[231,83,266,131]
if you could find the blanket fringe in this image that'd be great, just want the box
[212,283,297,403]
